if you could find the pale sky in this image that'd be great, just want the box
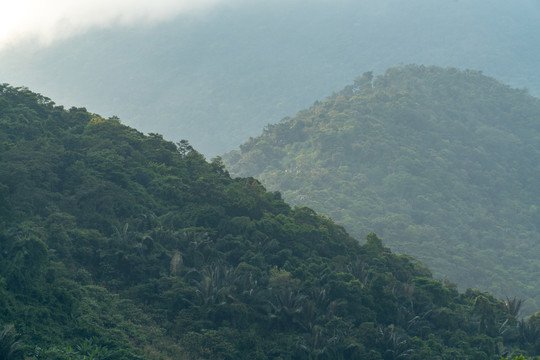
[0,0,233,51]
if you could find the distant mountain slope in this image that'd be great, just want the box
[0,0,539,156]
[225,65,540,314]
[1,84,537,359]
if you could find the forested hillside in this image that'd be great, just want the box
[0,84,538,359]
[225,65,540,315]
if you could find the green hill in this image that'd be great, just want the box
[225,65,540,315]
[0,83,538,359]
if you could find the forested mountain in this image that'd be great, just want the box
[1,84,538,359]
[1,0,539,156]
[225,65,540,315]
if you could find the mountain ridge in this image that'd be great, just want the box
[225,65,540,314]
[1,82,538,358]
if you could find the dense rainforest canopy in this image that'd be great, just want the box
[0,83,539,359]
[225,65,540,315]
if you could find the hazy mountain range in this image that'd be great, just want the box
[3,1,540,356]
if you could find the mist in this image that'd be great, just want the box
[0,0,539,156]
[0,0,233,51]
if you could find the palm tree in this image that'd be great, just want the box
[193,263,235,305]
[504,297,524,318]
[519,318,540,348]
[378,325,414,360]
[0,324,23,360]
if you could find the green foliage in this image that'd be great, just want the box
[0,83,538,358]
[0,324,23,360]
[225,65,540,315]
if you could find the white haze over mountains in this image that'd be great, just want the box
[0,0,231,50]
[0,0,539,155]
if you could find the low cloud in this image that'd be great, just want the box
[0,0,229,51]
